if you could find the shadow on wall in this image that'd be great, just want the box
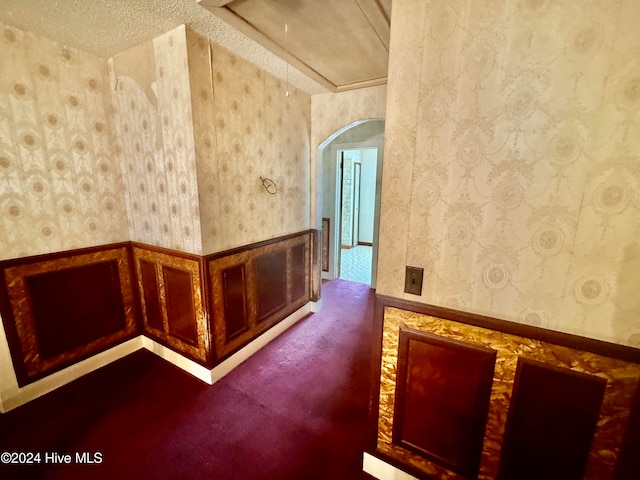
[614,241,640,347]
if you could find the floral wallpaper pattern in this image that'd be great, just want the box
[377,0,640,346]
[109,26,203,255]
[0,22,128,260]
[188,28,311,254]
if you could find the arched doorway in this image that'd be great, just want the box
[317,119,384,288]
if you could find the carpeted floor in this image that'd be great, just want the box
[0,280,376,480]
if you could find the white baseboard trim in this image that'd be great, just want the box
[363,452,419,480]
[1,300,320,413]
[141,337,214,385]
[0,337,144,413]
[209,302,314,383]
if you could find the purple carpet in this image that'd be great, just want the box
[0,279,377,480]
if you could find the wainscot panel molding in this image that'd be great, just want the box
[1,231,321,408]
[207,230,314,362]
[367,295,640,480]
[131,243,211,366]
[0,243,139,386]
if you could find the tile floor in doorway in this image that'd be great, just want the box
[339,245,372,285]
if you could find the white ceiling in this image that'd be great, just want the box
[0,0,391,95]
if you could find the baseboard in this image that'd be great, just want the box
[362,452,419,480]
[0,301,320,413]
[0,337,144,413]
[209,302,314,383]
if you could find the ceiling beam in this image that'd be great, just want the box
[355,0,390,51]
[197,0,234,7]
[208,6,338,92]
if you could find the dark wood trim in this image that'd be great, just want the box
[497,357,607,480]
[321,218,330,273]
[358,241,374,247]
[131,244,211,368]
[311,228,322,301]
[204,230,317,261]
[130,241,202,262]
[392,327,496,477]
[208,231,314,364]
[375,294,640,363]
[0,245,139,386]
[0,242,131,268]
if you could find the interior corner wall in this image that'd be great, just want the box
[186,27,312,255]
[377,0,640,346]
[109,25,203,255]
[0,21,129,261]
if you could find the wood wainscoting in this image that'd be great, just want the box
[368,295,640,480]
[207,231,314,362]
[131,244,211,366]
[0,231,321,392]
[0,243,139,386]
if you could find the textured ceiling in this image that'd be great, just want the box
[0,0,329,94]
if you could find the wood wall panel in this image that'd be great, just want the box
[222,264,249,342]
[322,218,330,272]
[139,259,163,331]
[132,244,210,366]
[291,243,307,304]
[256,250,287,323]
[370,296,640,480]
[28,261,127,359]
[393,327,496,477]
[163,266,198,346]
[497,358,606,480]
[208,231,312,361]
[0,244,138,385]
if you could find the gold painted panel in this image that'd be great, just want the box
[208,233,311,360]
[378,306,640,480]
[132,245,210,364]
[3,247,137,382]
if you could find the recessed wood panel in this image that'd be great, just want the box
[497,358,607,480]
[27,261,127,359]
[255,250,287,323]
[290,243,307,303]
[322,218,330,272]
[222,264,248,341]
[139,259,163,331]
[132,244,210,366]
[392,327,497,477]
[0,245,138,385]
[163,266,198,346]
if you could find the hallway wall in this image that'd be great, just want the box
[377,0,640,345]
[0,21,129,261]
[110,25,203,255]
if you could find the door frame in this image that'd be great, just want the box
[329,141,383,287]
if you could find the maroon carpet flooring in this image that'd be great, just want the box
[0,279,377,480]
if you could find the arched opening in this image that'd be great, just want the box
[317,119,385,288]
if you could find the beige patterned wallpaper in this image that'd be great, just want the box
[311,85,387,227]
[109,25,203,255]
[377,0,640,346]
[187,28,311,254]
[0,22,129,260]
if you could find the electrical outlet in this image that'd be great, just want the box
[404,266,424,295]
